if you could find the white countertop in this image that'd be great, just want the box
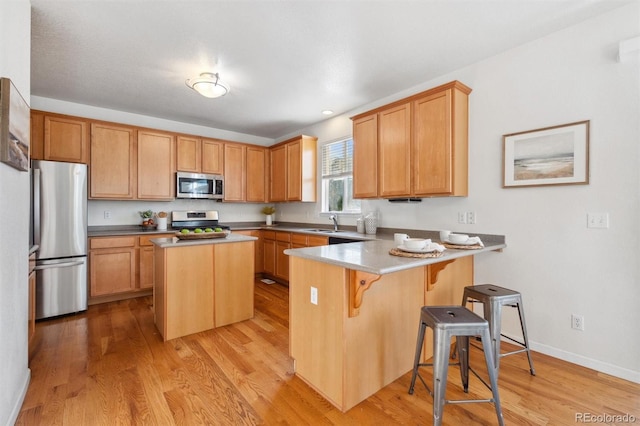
[284,239,506,275]
[150,233,257,248]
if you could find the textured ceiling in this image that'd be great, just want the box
[30,1,630,141]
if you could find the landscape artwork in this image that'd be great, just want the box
[503,121,589,188]
[0,77,30,172]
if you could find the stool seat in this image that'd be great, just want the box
[463,284,535,376]
[409,306,504,426]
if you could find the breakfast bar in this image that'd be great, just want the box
[285,237,505,412]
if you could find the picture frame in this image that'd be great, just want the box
[503,120,589,188]
[0,77,30,172]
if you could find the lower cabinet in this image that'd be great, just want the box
[233,230,263,273]
[89,233,173,302]
[261,231,328,284]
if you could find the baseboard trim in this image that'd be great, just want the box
[7,367,30,426]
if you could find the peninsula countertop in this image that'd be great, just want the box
[284,238,506,275]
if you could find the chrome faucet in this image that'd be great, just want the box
[329,214,338,231]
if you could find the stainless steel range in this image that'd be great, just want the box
[171,210,229,230]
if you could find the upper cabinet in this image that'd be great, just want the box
[31,111,89,164]
[269,135,317,202]
[137,130,175,200]
[176,136,224,175]
[224,143,268,203]
[90,122,136,199]
[351,81,471,198]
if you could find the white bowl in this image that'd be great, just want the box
[404,238,430,249]
[448,233,469,244]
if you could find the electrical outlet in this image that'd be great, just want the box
[571,314,584,331]
[310,286,318,305]
[467,211,476,224]
[457,211,467,224]
[587,213,609,229]
[104,211,111,219]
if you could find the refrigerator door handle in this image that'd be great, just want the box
[33,168,41,247]
[34,260,85,270]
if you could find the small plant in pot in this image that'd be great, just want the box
[138,210,156,228]
[261,206,276,226]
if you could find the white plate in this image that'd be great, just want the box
[445,238,477,246]
[397,244,438,253]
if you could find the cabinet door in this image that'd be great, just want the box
[378,103,411,197]
[286,140,302,201]
[176,135,201,172]
[90,248,136,296]
[413,89,452,195]
[246,146,268,202]
[202,138,224,174]
[138,130,175,200]
[263,239,276,275]
[44,115,89,163]
[90,123,136,199]
[224,143,247,201]
[139,246,155,289]
[275,240,291,281]
[269,144,287,202]
[353,114,378,198]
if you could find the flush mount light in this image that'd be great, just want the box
[185,72,230,98]
[322,110,334,115]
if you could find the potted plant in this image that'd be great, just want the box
[260,206,276,226]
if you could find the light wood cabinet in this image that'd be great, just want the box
[213,242,255,327]
[351,80,471,198]
[262,230,276,276]
[138,233,174,290]
[224,143,246,202]
[89,237,136,297]
[269,135,317,202]
[262,231,327,284]
[30,111,89,163]
[352,114,378,198]
[275,232,291,282]
[176,136,224,174]
[137,130,175,200]
[246,146,268,202]
[90,122,136,199]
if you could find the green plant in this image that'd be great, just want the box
[260,206,276,215]
[138,210,154,219]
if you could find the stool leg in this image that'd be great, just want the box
[432,329,451,426]
[456,335,470,392]
[516,301,536,376]
[408,320,427,394]
[480,328,505,426]
[451,289,472,360]
[484,299,502,372]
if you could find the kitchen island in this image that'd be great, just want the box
[284,237,505,412]
[151,233,257,341]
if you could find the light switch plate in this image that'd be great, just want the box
[587,213,609,229]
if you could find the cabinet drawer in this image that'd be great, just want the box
[276,232,291,242]
[262,230,276,240]
[290,233,307,245]
[90,236,136,249]
[307,235,329,247]
[139,233,174,246]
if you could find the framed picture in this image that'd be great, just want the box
[0,77,30,172]
[503,120,589,188]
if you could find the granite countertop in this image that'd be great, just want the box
[284,238,506,275]
[150,233,257,248]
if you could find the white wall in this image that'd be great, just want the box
[279,4,640,382]
[0,1,32,425]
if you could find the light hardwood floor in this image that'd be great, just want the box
[18,281,640,425]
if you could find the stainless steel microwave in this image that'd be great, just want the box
[176,172,224,200]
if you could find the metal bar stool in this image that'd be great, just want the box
[462,284,535,375]
[408,306,504,426]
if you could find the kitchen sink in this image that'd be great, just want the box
[305,229,342,233]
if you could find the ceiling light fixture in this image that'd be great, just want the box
[322,110,334,115]
[185,72,230,98]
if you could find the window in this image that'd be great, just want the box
[321,138,361,213]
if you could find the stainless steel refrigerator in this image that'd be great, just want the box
[32,160,88,319]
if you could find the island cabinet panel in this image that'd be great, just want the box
[162,244,214,341]
[90,123,136,199]
[213,242,255,327]
[289,257,424,412]
[137,130,175,200]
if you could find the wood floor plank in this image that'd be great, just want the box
[17,280,640,425]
